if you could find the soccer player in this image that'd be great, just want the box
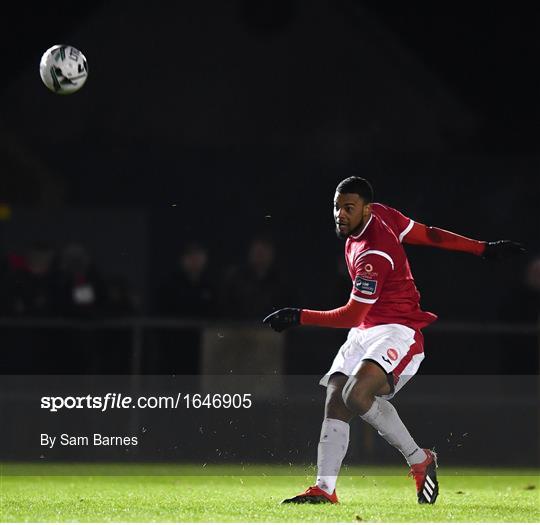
[263,176,524,505]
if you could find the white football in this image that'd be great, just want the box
[39,45,88,95]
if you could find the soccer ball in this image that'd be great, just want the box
[39,45,88,94]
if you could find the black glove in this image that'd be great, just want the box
[263,308,301,332]
[482,240,526,260]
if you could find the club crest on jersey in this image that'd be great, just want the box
[387,348,398,361]
[354,275,377,295]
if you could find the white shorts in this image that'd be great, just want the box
[320,324,425,399]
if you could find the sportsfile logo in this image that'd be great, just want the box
[40,393,180,412]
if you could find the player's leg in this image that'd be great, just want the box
[342,360,427,465]
[341,360,391,412]
[282,374,352,504]
[316,373,354,494]
[324,372,354,421]
[342,359,438,504]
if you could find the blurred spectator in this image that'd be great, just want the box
[303,252,350,309]
[155,242,216,317]
[0,242,58,316]
[54,242,107,318]
[149,242,215,375]
[104,274,141,316]
[219,235,293,319]
[499,256,540,324]
[498,255,540,374]
[525,258,540,306]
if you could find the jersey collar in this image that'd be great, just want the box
[350,213,373,240]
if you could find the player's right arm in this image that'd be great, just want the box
[263,252,392,332]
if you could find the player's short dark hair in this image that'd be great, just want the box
[336,176,374,203]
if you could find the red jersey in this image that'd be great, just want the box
[345,203,437,330]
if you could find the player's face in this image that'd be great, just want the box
[334,192,371,239]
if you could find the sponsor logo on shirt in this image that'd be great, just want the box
[354,275,377,295]
[357,262,378,279]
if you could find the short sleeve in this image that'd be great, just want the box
[350,251,393,304]
[372,203,415,243]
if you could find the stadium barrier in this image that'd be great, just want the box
[0,318,538,468]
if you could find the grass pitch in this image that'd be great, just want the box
[1,463,538,522]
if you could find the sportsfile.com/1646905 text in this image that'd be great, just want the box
[40,393,253,412]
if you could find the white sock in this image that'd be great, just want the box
[315,418,350,494]
[360,397,427,466]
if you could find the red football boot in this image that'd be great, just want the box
[408,449,439,504]
[281,485,338,504]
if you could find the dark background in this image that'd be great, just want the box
[0,1,538,375]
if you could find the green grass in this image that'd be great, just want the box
[1,463,538,522]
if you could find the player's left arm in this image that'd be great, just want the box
[403,221,526,260]
[379,204,525,260]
